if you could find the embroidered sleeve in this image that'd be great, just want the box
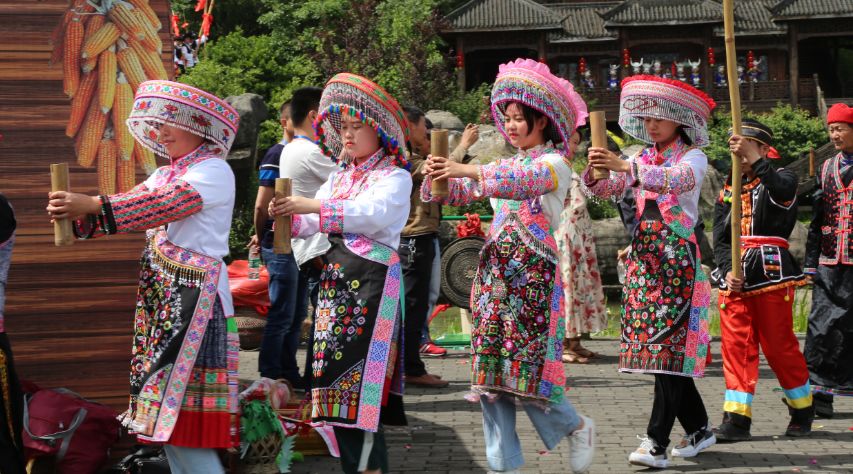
[635,150,706,196]
[100,179,203,234]
[290,214,318,239]
[420,175,483,206]
[581,166,628,199]
[319,199,345,233]
[478,158,559,200]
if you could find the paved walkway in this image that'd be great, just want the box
[239,338,853,473]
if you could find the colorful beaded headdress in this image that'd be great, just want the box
[127,80,240,158]
[619,75,716,147]
[314,73,410,168]
[491,58,588,154]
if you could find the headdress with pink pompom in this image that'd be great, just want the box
[490,58,588,155]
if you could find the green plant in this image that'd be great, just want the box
[441,83,492,125]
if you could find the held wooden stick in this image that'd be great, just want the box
[273,178,292,255]
[50,163,75,247]
[724,0,744,279]
[590,111,610,180]
[431,129,449,198]
[809,148,815,177]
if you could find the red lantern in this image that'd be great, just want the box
[747,50,755,70]
[671,62,677,77]
[579,57,587,75]
[455,52,464,69]
[707,48,715,66]
[622,49,630,68]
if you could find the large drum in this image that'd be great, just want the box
[440,236,485,309]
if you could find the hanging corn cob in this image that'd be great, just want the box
[66,69,99,138]
[98,46,117,113]
[127,0,161,31]
[77,101,108,168]
[117,40,147,90]
[98,129,118,195]
[117,151,136,192]
[81,22,120,60]
[113,73,135,160]
[62,17,84,98]
[128,38,167,79]
[108,1,146,40]
[80,13,106,73]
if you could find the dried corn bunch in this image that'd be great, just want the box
[57,0,167,179]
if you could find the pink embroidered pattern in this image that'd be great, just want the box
[479,157,558,200]
[109,180,202,233]
[319,200,344,234]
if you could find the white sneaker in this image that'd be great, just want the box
[568,415,595,473]
[628,435,668,469]
[671,428,716,458]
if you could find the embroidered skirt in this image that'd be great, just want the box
[620,219,710,378]
[470,216,566,403]
[804,264,853,395]
[310,234,405,432]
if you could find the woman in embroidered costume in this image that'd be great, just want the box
[583,75,715,468]
[46,81,240,473]
[554,131,607,364]
[422,58,595,474]
[269,73,410,474]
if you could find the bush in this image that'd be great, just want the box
[441,83,492,125]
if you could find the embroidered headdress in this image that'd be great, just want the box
[619,75,716,147]
[127,80,240,158]
[491,58,588,154]
[314,73,410,168]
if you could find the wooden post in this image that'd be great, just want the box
[724,0,743,279]
[50,163,74,247]
[273,178,292,255]
[590,111,610,181]
[809,148,815,177]
[788,23,799,108]
[431,129,449,198]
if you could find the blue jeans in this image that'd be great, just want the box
[163,445,223,474]
[422,236,441,344]
[259,247,301,382]
[480,394,581,471]
[299,259,323,388]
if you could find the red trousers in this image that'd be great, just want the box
[719,286,811,418]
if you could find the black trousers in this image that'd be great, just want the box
[333,427,388,474]
[0,333,25,474]
[398,234,436,377]
[647,373,708,448]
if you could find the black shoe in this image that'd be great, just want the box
[713,412,752,442]
[813,392,834,419]
[783,400,814,437]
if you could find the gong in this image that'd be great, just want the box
[440,236,485,309]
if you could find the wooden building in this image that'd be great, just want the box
[0,0,174,410]
[445,0,853,116]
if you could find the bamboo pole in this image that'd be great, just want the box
[50,163,74,247]
[724,0,743,279]
[590,111,610,180]
[431,129,449,198]
[273,178,292,254]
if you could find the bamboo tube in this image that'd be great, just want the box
[50,163,75,246]
[724,0,743,279]
[273,178,292,254]
[809,148,815,177]
[590,111,610,180]
[431,129,449,198]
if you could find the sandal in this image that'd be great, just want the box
[562,351,589,364]
[573,347,599,359]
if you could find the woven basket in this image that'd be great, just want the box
[235,308,266,350]
[276,402,330,456]
[242,430,285,466]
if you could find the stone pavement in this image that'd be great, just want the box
[239,339,853,474]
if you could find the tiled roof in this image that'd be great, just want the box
[713,0,786,36]
[549,2,620,43]
[771,0,853,20]
[446,0,563,32]
[601,0,723,26]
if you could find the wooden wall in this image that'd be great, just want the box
[0,0,173,410]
